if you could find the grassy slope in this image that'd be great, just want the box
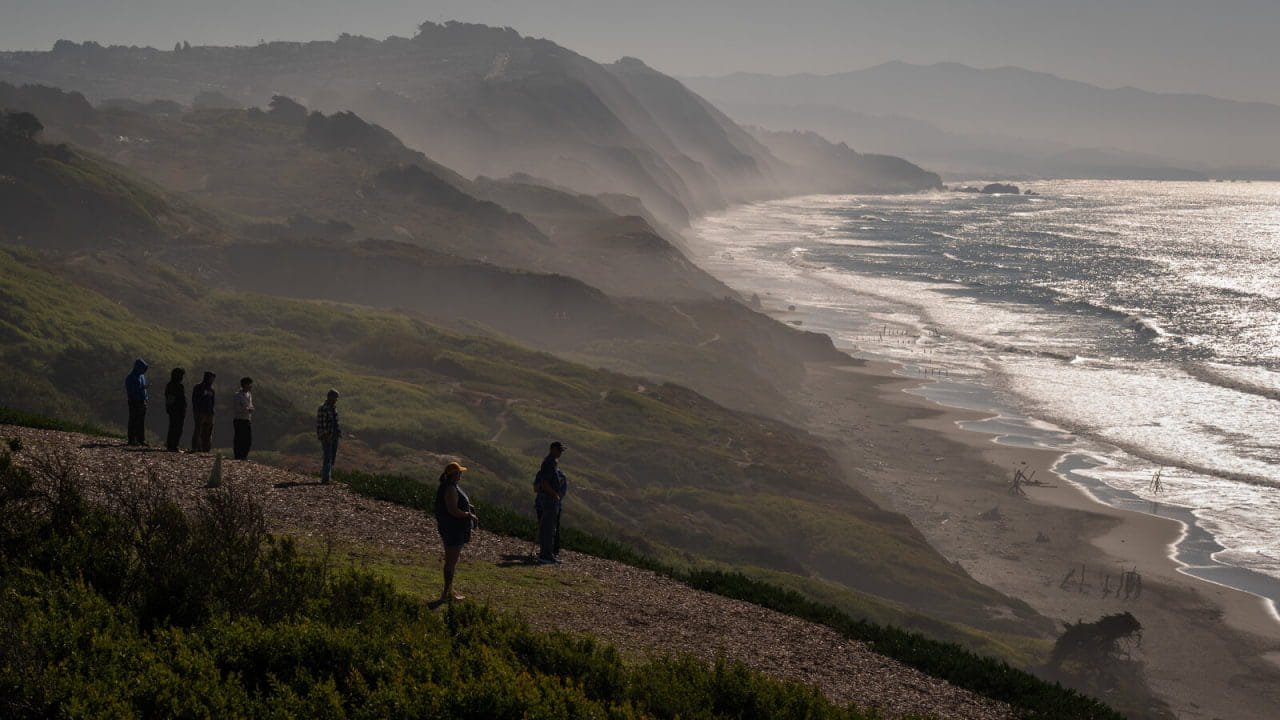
[0,439,907,720]
[0,420,1125,719]
[0,122,1056,658]
[0,245,1053,645]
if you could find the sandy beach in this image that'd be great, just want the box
[796,359,1280,719]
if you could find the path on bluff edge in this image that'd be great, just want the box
[3,424,1015,720]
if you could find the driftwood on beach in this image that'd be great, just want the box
[1009,465,1055,495]
[1061,563,1144,601]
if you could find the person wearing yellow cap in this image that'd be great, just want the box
[434,460,478,601]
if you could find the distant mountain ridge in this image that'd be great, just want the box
[683,61,1280,179]
[0,91,852,419]
[0,24,940,229]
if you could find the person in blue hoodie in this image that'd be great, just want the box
[124,359,150,446]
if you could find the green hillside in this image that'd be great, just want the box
[0,440,905,720]
[0,245,1048,642]
[60,101,732,301]
[1,434,1134,719]
[0,96,1161,716]
[15,98,848,418]
[0,104,1066,648]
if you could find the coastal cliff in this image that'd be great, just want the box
[0,24,941,230]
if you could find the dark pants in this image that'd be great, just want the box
[165,410,185,451]
[192,412,214,452]
[537,502,561,560]
[320,436,339,482]
[127,401,147,445]
[233,419,252,460]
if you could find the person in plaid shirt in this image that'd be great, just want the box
[316,389,341,483]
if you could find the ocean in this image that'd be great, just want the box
[689,180,1280,610]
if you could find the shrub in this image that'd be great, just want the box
[340,467,1125,720]
[0,451,1120,720]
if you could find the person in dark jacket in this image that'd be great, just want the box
[124,359,150,445]
[163,368,186,452]
[534,441,568,564]
[190,371,216,452]
[434,461,478,602]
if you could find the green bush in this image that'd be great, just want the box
[0,451,901,720]
[339,466,1124,720]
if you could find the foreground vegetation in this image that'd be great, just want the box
[339,469,1123,720]
[0,428,1125,718]
[0,438,921,720]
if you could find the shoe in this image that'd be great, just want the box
[537,557,561,565]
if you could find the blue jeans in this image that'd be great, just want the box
[320,436,339,482]
[537,502,561,560]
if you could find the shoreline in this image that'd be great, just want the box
[683,193,1280,717]
[689,186,1280,612]
[906,371,1280,621]
[796,358,1280,719]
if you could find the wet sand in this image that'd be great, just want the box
[797,360,1280,720]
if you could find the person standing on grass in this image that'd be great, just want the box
[434,461,478,602]
[316,388,340,483]
[534,441,568,564]
[124,359,150,446]
[190,371,216,452]
[163,367,186,452]
[232,377,254,460]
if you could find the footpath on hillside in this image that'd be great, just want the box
[2,423,1015,720]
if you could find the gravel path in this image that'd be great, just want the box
[3,424,1016,720]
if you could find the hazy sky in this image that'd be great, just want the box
[3,0,1278,105]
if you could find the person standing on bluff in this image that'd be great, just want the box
[163,368,186,452]
[534,441,568,564]
[190,371,216,452]
[434,461,478,602]
[232,377,254,461]
[316,389,341,484]
[124,359,150,446]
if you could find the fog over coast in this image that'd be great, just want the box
[4,5,1280,719]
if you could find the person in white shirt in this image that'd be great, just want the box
[232,377,255,460]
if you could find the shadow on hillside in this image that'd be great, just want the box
[496,553,542,568]
[273,480,326,488]
[81,442,161,452]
